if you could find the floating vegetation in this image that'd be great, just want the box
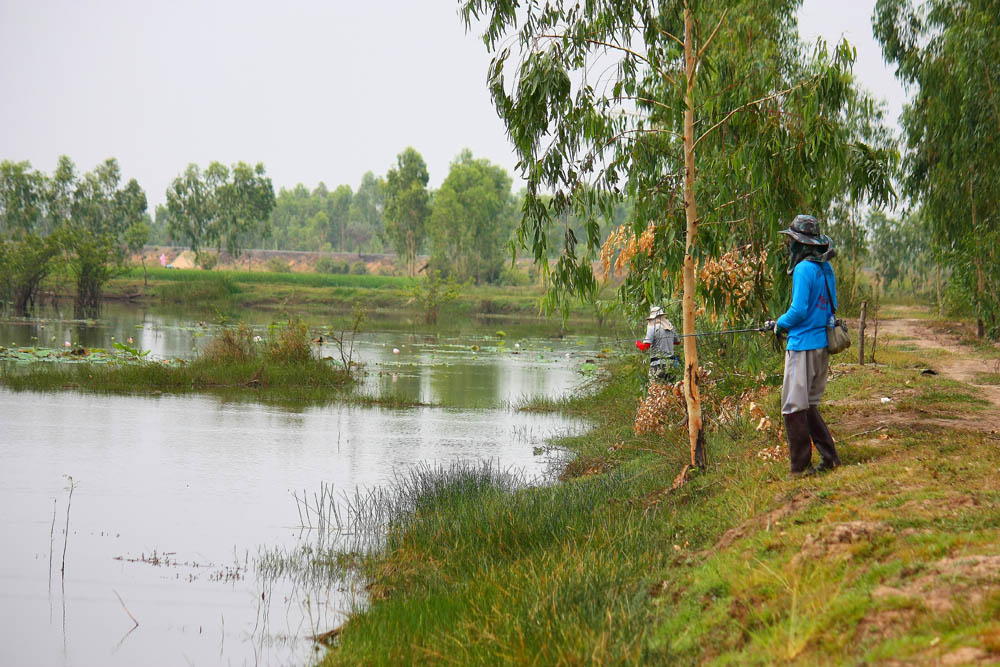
[0,344,159,365]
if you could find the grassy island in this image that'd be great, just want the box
[0,319,388,405]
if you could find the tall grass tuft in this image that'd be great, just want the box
[157,276,241,304]
[201,322,257,363]
[264,318,312,364]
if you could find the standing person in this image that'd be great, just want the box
[766,215,841,476]
[636,306,681,383]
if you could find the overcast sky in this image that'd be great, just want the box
[0,0,907,208]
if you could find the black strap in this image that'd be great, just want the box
[822,271,837,317]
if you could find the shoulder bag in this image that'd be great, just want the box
[823,274,851,354]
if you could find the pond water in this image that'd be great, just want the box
[0,304,612,666]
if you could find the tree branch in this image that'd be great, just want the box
[696,8,729,63]
[693,78,817,149]
[537,34,677,87]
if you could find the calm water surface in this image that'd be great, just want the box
[0,305,606,666]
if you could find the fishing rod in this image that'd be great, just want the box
[604,325,769,345]
[678,326,769,338]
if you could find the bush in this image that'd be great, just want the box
[198,253,218,270]
[201,322,258,363]
[266,257,291,273]
[350,261,369,275]
[199,318,313,365]
[316,256,349,274]
[496,265,533,286]
[265,318,313,364]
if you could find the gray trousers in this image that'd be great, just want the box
[781,348,829,414]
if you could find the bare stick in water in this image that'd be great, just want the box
[61,476,77,578]
[48,498,57,591]
[113,589,139,628]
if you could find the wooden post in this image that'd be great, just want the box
[858,300,867,366]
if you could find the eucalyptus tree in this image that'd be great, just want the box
[384,147,431,276]
[350,171,385,251]
[166,161,274,265]
[875,0,1000,336]
[0,160,60,315]
[462,0,895,469]
[428,149,515,283]
[66,159,148,315]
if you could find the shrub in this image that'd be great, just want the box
[200,322,258,363]
[265,318,313,364]
[266,257,291,273]
[197,253,218,270]
[315,256,349,274]
[350,261,369,275]
[496,265,532,286]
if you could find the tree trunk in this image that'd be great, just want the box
[682,3,706,469]
[936,264,942,317]
[858,301,867,366]
[971,179,984,338]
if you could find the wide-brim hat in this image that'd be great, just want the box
[646,306,665,320]
[779,214,832,246]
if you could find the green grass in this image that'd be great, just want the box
[127,266,412,289]
[316,311,1000,665]
[973,372,1000,385]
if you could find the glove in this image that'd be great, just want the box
[763,320,776,331]
[635,341,651,351]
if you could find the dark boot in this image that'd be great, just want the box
[783,410,812,474]
[806,407,840,469]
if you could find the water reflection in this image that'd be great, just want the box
[0,304,597,666]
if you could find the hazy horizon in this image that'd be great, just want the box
[1,0,906,207]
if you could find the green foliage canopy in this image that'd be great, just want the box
[462,0,896,319]
[384,147,431,276]
[166,161,275,264]
[875,0,1000,332]
[428,149,515,283]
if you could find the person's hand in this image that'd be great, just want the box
[635,341,651,351]
[763,320,776,331]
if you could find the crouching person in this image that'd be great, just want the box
[768,215,841,476]
[636,306,681,383]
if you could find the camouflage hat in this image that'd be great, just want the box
[779,214,832,247]
[646,306,665,320]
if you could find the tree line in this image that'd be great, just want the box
[3,146,628,316]
[0,156,149,317]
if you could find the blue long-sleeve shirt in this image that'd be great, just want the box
[776,260,837,351]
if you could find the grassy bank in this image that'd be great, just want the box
[319,316,1000,664]
[96,266,610,323]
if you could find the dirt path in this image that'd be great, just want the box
[864,312,1000,431]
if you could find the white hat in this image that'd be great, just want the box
[646,306,664,320]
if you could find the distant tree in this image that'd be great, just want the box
[66,159,148,315]
[215,162,275,258]
[166,161,274,265]
[166,164,219,266]
[875,0,1000,336]
[344,223,373,254]
[125,217,152,285]
[328,184,353,250]
[866,210,904,293]
[428,149,515,283]
[0,160,60,314]
[350,171,385,251]
[384,147,430,276]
